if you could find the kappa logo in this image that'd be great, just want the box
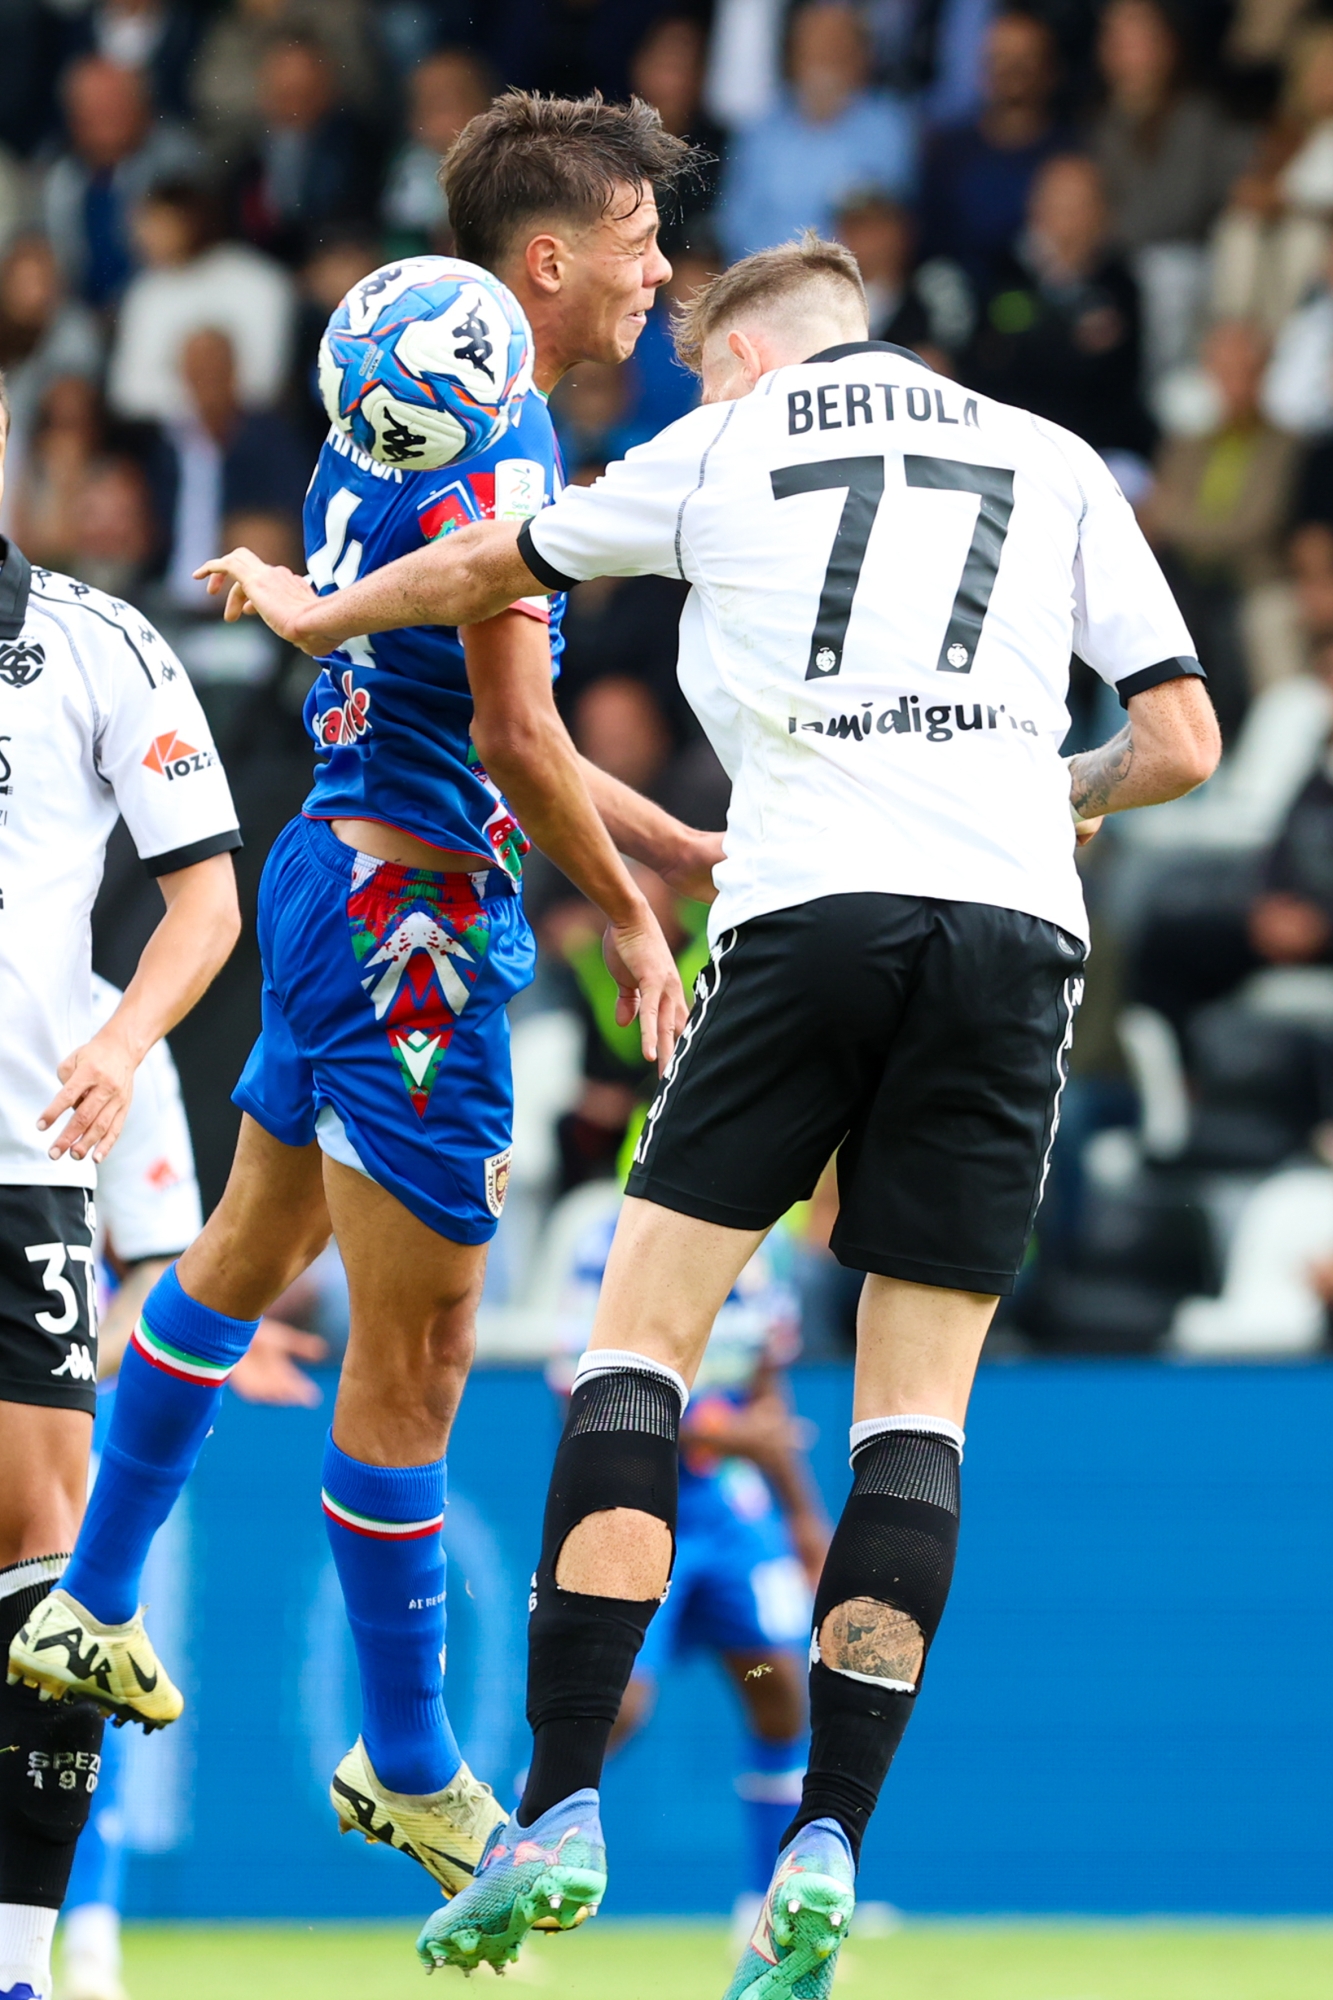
[51,1342,96,1383]
[143,730,215,779]
[0,640,44,687]
[484,1148,511,1219]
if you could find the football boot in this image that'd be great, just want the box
[416,1787,607,1974]
[330,1737,507,1898]
[721,1818,855,1999]
[7,1589,182,1731]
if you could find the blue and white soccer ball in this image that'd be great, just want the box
[317,256,534,470]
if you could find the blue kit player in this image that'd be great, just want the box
[14,93,717,1906]
[557,1198,829,1937]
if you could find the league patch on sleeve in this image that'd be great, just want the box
[484,1148,512,1218]
[494,459,545,519]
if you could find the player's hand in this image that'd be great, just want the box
[603,908,689,1073]
[1074,814,1103,847]
[228,1318,328,1406]
[194,549,322,650]
[38,1026,138,1164]
[661,830,725,904]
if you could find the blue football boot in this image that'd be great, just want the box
[721,1818,856,1998]
[416,1787,606,1974]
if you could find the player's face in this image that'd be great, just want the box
[565,183,672,365]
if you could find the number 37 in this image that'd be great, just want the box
[771,455,1015,681]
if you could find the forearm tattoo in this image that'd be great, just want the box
[1068,725,1134,819]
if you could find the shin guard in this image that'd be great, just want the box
[786,1420,962,1862]
[520,1353,684,1824]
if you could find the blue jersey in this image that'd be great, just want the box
[301,393,565,874]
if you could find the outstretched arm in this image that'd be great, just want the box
[197,520,535,654]
[1068,675,1221,843]
[464,612,688,1068]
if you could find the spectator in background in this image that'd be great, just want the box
[966,153,1155,464]
[64,451,157,597]
[1092,0,1253,380]
[1262,231,1333,435]
[143,324,308,610]
[0,235,101,532]
[76,0,203,121]
[381,48,496,254]
[917,10,1069,288]
[630,15,725,222]
[9,371,106,569]
[107,179,294,422]
[1140,320,1298,740]
[42,54,200,306]
[1212,22,1333,335]
[716,2,916,260]
[484,0,665,103]
[290,230,380,450]
[834,189,975,365]
[231,34,381,266]
[191,0,383,153]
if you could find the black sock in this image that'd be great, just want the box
[781,1425,963,1866]
[0,1562,106,1907]
[519,1362,681,1826]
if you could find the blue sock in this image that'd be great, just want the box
[321,1435,461,1796]
[737,1734,807,1893]
[62,1266,258,1625]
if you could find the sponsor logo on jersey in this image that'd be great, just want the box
[484,1148,511,1218]
[787,696,1042,744]
[142,730,216,779]
[317,669,372,747]
[0,639,45,686]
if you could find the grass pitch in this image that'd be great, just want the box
[117,1920,1333,1999]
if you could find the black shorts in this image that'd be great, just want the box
[0,1185,99,1414]
[626,893,1085,1296]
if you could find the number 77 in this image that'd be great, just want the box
[770,454,1015,679]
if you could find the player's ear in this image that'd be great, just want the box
[524,231,565,296]
[727,329,766,389]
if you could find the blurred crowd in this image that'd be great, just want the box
[1,0,1324,1360]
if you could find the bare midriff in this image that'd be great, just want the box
[330,817,493,875]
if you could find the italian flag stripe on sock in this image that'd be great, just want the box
[321,1491,445,1539]
[130,1316,237,1385]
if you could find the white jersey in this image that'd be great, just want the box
[524,340,1200,945]
[0,547,240,1187]
[90,974,202,1260]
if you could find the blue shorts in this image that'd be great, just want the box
[636,1459,812,1680]
[234,814,535,1244]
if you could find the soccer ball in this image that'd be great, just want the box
[317,256,534,471]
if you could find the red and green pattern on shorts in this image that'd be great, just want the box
[348,863,494,1115]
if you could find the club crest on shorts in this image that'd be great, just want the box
[484,1149,511,1218]
[347,867,493,1115]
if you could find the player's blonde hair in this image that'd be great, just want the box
[672,232,867,377]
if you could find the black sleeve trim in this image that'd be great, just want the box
[517,517,579,592]
[143,828,243,877]
[1117,656,1207,708]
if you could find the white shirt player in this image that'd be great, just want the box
[524,340,1200,947]
[0,548,240,1188]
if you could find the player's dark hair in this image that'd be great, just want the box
[443,91,700,271]
[672,231,867,375]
